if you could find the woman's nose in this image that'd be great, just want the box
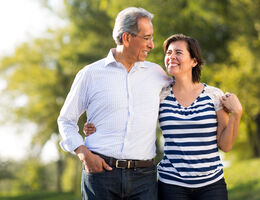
[170,53,176,59]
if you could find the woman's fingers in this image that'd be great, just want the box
[83,123,96,136]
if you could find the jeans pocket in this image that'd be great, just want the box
[83,169,108,176]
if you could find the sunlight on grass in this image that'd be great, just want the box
[225,158,260,200]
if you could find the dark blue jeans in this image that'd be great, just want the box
[81,165,157,200]
[158,178,228,200]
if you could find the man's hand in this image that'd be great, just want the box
[83,123,96,136]
[74,145,112,173]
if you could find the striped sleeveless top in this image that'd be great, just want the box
[158,83,225,188]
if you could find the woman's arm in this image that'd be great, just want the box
[216,93,242,152]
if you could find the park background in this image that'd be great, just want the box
[0,0,260,199]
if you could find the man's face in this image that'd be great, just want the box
[128,18,154,62]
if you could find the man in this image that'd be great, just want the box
[58,7,171,199]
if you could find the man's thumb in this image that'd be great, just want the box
[102,160,112,171]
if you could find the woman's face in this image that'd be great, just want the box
[164,41,197,77]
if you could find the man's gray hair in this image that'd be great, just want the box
[112,7,154,45]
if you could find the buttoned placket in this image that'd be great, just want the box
[121,65,137,158]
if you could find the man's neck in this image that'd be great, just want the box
[113,47,135,72]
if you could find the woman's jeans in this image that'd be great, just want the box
[158,178,228,200]
[81,165,157,200]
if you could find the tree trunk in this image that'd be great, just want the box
[255,114,260,157]
[73,158,81,194]
[56,156,64,192]
[248,114,260,158]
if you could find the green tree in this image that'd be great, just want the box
[0,0,115,193]
[204,0,260,158]
[1,0,260,194]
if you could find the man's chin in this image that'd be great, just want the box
[138,57,147,62]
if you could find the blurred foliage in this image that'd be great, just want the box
[61,155,81,194]
[0,159,56,195]
[0,191,80,200]
[225,158,260,200]
[0,0,260,196]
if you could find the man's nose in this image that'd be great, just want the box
[148,39,154,50]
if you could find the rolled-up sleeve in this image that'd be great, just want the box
[57,68,89,153]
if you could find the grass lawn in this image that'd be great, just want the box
[225,158,260,200]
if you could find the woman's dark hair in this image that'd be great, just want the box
[163,34,204,83]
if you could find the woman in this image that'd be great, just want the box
[157,34,242,200]
[84,34,242,200]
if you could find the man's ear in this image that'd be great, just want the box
[122,32,131,47]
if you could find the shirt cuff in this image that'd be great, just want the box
[59,135,84,154]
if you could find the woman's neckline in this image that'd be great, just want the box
[170,82,206,109]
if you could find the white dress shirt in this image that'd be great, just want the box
[58,49,171,160]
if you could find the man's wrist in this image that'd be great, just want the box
[74,145,87,154]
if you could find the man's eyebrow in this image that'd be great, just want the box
[143,34,153,37]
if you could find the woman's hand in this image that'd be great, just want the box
[217,92,242,152]
[83,122,96,136]
[221,93,242,116]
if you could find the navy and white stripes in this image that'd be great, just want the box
[158,84,225,188]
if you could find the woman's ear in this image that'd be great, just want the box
[192,58,198,68]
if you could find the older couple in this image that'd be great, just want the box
[58,7,242,200]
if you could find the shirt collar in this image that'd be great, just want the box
[104,49,117,67]
[134,61,149,69]
[104,48,149,69]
